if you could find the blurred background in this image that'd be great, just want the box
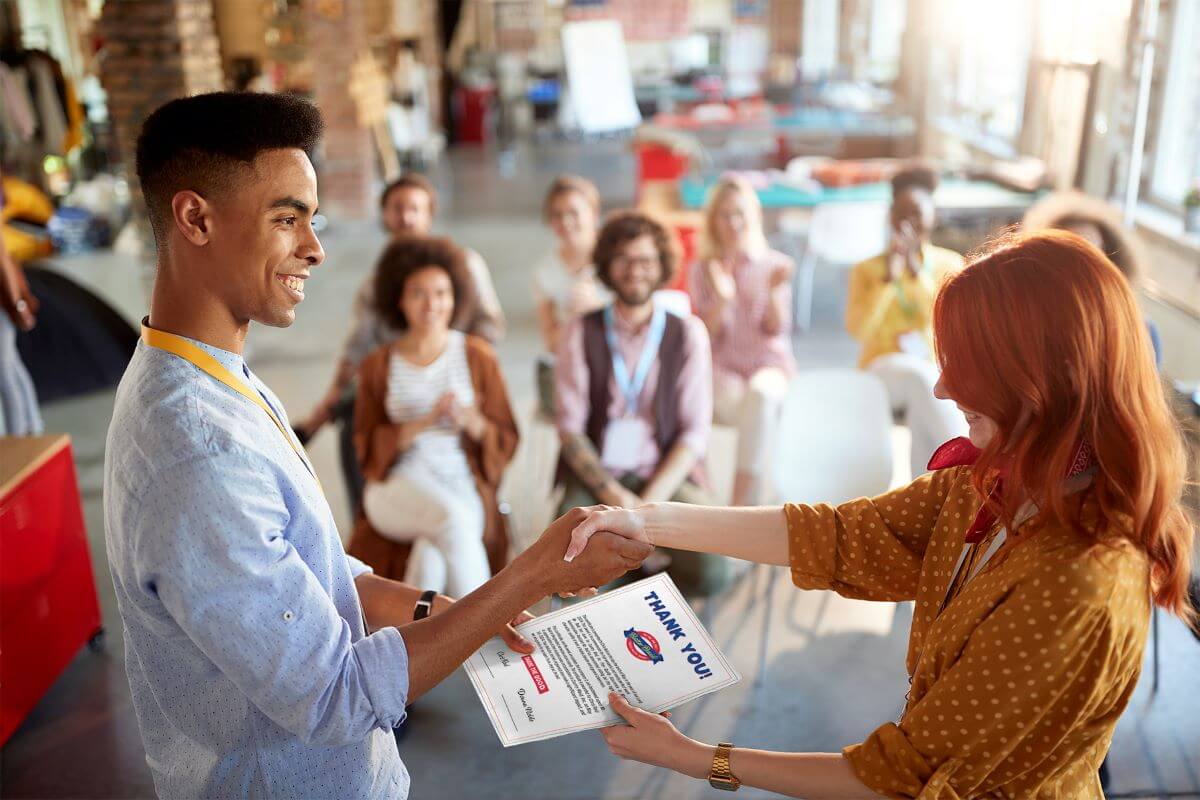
[0,0,1197,798]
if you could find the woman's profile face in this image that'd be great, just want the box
[933,375,1000,449]
[399,265,454,335]
[547,191,597,249]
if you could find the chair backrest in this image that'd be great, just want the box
[806,201,889,266]
[653,288,693,317]
[772,369,893,506]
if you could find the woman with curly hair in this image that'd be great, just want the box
[1023,190,1161,365]
[348,235,519,595]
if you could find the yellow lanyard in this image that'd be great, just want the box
[140,323,321,490]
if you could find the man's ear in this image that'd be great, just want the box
[170,190,213,246]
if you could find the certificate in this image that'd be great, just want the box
[463,573,741,747]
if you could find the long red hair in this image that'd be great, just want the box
[933,229,1194,620]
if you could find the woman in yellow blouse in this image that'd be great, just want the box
[566,230,1193,798]
[846,165,967,478]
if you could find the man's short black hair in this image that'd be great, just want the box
[135,91,324,247]
[891,163,939,197]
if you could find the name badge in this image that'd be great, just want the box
[602,417,651,472]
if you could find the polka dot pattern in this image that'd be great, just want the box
[785,466,1152,798]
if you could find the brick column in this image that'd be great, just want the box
[98,0,224,248]
[305,0,376,220]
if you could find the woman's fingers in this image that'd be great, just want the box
[564,516,600,562]
[608,691,642,725]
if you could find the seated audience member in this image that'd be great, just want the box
[846,164,966,477]
[555,211,729,595]
[1023,190,1161,366]
[297,174,506,514]
[297,173,505,439]
[534,175,610,415]
[689,175,795,505]
[0,176,42,436]
[348,236,518,596]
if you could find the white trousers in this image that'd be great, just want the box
[713,367,791,474]
[866,353,968,478]
[362,469,489,597]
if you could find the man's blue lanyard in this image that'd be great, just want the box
[603,304,666,417]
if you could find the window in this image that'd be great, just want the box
[1149,0,1200,208]
[800,0,839,79]
[867,0,906,84]
[931,0,1035,143]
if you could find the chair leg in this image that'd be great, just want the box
[794,250,816,333]
[1150,605,1160,699]
[756,564,779,687]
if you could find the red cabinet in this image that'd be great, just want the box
[0,435,102,745]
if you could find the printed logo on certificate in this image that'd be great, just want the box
[463,573,741,747]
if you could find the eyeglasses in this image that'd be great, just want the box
[612,254,661,271]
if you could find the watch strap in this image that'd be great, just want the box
[413,590,437,621]
[708,741,740,790]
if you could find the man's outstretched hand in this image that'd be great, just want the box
[521,507,653,598]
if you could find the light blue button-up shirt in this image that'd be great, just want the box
[104,335,411,799]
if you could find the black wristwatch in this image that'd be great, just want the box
[413,590,437,621]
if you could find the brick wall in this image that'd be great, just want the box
[305,0,376,220]
[98,0,225,244]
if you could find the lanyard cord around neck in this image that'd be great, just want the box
[140,324,321,490]
[603,304,667,416]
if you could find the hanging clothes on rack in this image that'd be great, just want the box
[0,48,81,184]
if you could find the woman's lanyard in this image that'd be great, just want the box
[603,304,666,417]
[140,323,321,489]
[936,500,1041,618]
[892,251,930,318]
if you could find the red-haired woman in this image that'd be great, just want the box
[565,230,1193,798]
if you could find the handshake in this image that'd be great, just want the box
[513,505,652,599]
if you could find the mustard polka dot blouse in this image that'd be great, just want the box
[785,465,1151,799]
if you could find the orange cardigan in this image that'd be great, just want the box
[347,335,519,581]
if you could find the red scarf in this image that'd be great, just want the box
[927,437,1096,543]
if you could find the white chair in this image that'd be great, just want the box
[789,201,890,332]
[652,288,692,317]
[771,368,893,505]
[749,368,894,685]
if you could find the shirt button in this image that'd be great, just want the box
[282,611,295,622]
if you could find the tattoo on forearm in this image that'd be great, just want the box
[562,434,617,499]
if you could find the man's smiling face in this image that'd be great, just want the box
[206,148,325,328]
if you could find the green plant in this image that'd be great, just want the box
[1186,183,1200,208]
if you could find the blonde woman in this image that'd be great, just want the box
[533,175,610,415]
[688,174,795,506]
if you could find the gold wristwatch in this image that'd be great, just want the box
[708,742,740,791]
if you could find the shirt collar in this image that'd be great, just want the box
[141,317,247,376]
[928,436,1097,543]
[608,303,657,336]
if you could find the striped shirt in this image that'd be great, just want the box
[384,330,475,482]
[688,249,797,380]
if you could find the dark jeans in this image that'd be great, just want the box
[334,389,365,519]
[557,472,734,597]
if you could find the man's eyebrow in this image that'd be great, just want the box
[267,197,313,214]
